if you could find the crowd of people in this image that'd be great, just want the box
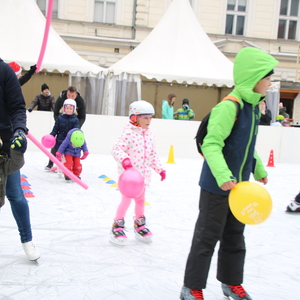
[2,50,300,300]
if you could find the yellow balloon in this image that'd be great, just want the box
[229,181,272,225]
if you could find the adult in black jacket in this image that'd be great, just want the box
[0,58,40,261]
[53,86,86,128]
[28,83,55,112]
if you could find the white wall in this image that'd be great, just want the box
[26,111,300,164]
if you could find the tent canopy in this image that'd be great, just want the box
[0,0,105,75]
[109,0,234,87]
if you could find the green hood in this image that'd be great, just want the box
[229,47,279,106]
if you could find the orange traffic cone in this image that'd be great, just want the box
[266,150,275,167]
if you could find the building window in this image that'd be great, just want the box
[36,0,58,18]
[225,0,247,35]
[172,0,193,6]
[94,0,116,24]
[278,0,299,39]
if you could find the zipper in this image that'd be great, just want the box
[238,106,255,181]
[142,130,147,177]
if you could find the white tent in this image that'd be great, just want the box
[109,0,234,87]
[0,0,105,75]
[103,0,234,116]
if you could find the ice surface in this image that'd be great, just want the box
[0,151,299,299]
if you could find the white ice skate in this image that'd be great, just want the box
[22,241,40,262]
[286,200,300,212]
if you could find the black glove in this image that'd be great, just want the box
[30,64,37,72]
[11,129,27,153]
[28,108,32,112]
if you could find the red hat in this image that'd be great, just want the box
[8,62,22,75]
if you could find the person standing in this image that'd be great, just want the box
[0,58,40,261]
[180,47,279,300]
[174,98,195,120]
[45,99,80,171]
[110,100,166,245]
[53,86,86,128]
[28,83,55,112]
[56,128,89,181]
[162,93,176,119]
[259,100,272,125]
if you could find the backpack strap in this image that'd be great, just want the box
[221,96,241,119]
[221,95,240,104]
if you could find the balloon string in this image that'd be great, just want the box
[36,0,54,72]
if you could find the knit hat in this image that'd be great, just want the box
[8,62,22,75]
[261,69,274,79]
[276,115,284,121]
[41,83,49,91]
[182,98,189,105]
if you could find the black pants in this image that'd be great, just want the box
[47,146,58,167]
[295,192,300,203]
[184,189,246,289]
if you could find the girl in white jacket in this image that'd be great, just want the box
[111,100,166,245]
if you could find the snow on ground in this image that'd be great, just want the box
[0,151,300,300]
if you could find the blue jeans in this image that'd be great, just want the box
[6,170,32,243]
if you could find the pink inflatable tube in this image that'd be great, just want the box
[36,0,54,72]
[27,132,88,190]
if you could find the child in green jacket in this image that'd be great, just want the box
[174,98,195,120]
[180,47,279,300]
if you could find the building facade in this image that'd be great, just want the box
[36,0,300,121]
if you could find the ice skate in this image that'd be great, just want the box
[222,284,252,300]
[286,200,300,212]
[110,219,127,246]
[133,216,152,243]
[180,286,204,299]
[50,166,57,172]
[57,168,63,178]
[64,175,71,182]
[22,241,40,262]
[44,163,53,171]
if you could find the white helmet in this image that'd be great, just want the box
[63,99,77,111]
[129,100,155,117]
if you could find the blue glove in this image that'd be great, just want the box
[184,105,189,110]
[28,108,32,112]
[11,129,27,153]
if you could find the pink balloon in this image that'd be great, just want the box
[118,168,145,198]
[41,134,56,148]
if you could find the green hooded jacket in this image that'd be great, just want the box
[201,47,279,190]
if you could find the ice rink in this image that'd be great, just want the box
[0,151,299,300]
